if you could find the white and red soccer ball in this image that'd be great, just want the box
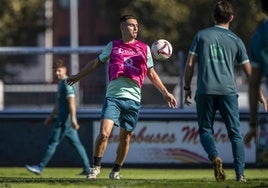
[151,39,173,61]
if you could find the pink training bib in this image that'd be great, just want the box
[108,40,148,87]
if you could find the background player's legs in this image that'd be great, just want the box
[26,125,63,175]
[218,95,245,178]
[195,94,218,160]
[66,128,90,174]
[39,126,63,170]
[195,94,225,181]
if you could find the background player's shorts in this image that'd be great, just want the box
[101,97,141,132]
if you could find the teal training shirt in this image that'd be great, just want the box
[250,19,268,86]
[189,26,249,95]
[57,77,75,122]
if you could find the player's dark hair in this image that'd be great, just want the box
[213,0,233,24]
[120,15,137,23]
[53,59,66,69]
[260,0,268,14]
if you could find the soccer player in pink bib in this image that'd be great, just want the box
[67,15,177,179]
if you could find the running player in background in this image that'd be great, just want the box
[25,59,90,175]
[183,0,266,182]
[244,0,268,147]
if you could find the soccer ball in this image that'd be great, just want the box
[151,39,173,61]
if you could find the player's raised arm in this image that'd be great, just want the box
[67,58,102,85]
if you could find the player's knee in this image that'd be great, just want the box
[98,133,109,141]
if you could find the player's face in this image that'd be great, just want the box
[54,67,67,80]
[121,18,138,40]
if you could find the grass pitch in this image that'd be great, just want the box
[0,167,267,188]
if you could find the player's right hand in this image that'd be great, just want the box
[71,120,80,130]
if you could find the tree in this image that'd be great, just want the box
[0,0,46,82]
[99,0,265,76]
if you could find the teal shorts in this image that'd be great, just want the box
[101,97,141,132]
